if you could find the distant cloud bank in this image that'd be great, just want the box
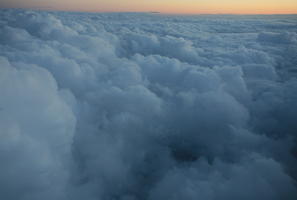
[0,9,297,200]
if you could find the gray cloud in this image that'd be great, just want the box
[0,9,297,200]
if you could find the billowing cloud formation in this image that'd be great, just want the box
[0,10,297,200]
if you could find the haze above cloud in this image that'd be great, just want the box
[1,0,297,14]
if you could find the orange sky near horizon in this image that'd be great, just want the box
[1,0,297,14]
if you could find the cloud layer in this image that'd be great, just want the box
[1,9,297,200]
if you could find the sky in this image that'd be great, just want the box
[0,0,297,14]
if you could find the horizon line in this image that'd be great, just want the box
[1,7,297,15]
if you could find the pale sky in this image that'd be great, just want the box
[1,0,297,14]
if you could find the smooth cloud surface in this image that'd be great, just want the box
[1,9,297,200]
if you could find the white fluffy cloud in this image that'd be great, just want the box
[1,9,297,200]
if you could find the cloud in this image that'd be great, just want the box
[1,9,297,200]
[149,154,297,200]
[0,57,75,200]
